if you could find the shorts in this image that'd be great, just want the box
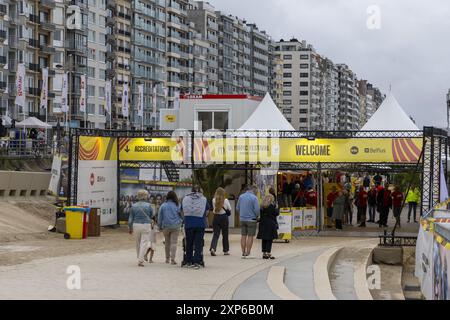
[240,221,257,237]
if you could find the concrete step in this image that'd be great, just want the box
[369,264,405,300]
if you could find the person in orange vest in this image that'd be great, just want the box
[305,187,318,207]
[356,186,368,227]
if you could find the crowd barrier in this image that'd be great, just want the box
[0,171,51,198]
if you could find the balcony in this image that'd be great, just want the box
[106,16,115,26]
[28,87,40,97]
[29,63,40,72]
[117,46,131,54]
[106,51,116,61]
[106,68,116,79]
[0,4,7,16]
[117,29,131,37]
[40,0,56,9]
[106,33,115,44]
[40,45,56,54]
[117,12,131,20]
[107,0,116,10]
[40,20,55,31]
[28,38,40,49]
[29,14,40,24]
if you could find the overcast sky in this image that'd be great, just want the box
[209,0,450,129]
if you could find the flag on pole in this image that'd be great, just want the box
[15,63,26,108]
[79,74,86,113]
[61,72,69,113]
[152,84,157,117]
[174,90,180,109]
[122,83,129,118]
[138,84,144,118]
[105,80,112,115]
[40,68,49,110]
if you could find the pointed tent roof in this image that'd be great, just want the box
[16,117,52,129]
[361,93,419,131]
[239,93,295,131]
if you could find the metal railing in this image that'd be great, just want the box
[0,139,55,158]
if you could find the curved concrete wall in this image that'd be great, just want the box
[0,171,51,198]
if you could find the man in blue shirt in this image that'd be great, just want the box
[181,185,209,269]
[236,185,260,259]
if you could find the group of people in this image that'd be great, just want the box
[281,174,317,208]
[127,184,280,268]
[326,181,421,230]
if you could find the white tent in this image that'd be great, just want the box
[16,117,52,129]
[239,93,295,131]
[361,93,419,131]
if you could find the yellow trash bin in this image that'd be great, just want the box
[64,206,89,239]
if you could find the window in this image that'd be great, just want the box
[54,30,62,41]
[283,91,292,96]
[300,64,309,69]
[87,67,95,78]
[197,111,229,131]
[283,109,292,114]
[88,85,96,97]
[300,54,309,59]
[283,55,292,60]
[300,118,308,123]
[283,64,292,69]
[283,100,292,105]
[300,73,309,78]
[89,12,96,24]
[87,103,95,115]
[300,82,309,87]
[88,30,96,42]
[283,82,292,87]
[300,109,308,114]
[300,100,309,105]
[300,91,309,96]
[283,73,292,78]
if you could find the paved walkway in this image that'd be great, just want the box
[0,234,376,300]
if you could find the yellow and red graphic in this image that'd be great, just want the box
[79,136,117,161]
[118,137,185,162]
[391,138,422,163]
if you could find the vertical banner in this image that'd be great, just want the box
[40,68,49,110]
[15,63,26,109]
[105,80,111,115]
[61,72,69,113]
[138,84,144,118]
[152,83,157,119]
[48,155,62,196]
[174,90,180,109]
[122,83,129,118]
[79,74,86,113]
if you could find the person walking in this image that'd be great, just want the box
[367,185,377,223]
[236,185,260,259]
[305,187,318,207]
[257,194,279,260]
[128,189,153,267]
[377,183,392,228]
[333,191,345,231]
[392,186,404,229]
[181,185,209,269]
[209,187,231,256]
[356,186,368,227]
[158,191,183,265]
[406,186,421,223]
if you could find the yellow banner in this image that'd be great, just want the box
[79,136,117,161]
[118,137,187,162]
[194,137,423,164]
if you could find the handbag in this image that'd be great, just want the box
[223,207,232,217]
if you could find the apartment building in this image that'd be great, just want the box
[131,0,166,129]
[0,2,9,116]
[336,63,360,131]
[358,80,383,127]
[190,25,208,94]
[187,1,219,94]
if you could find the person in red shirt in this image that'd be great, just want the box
[326,186,338,227]
[356,186,368,227]
[306,187,318,207]
[391,186,404,228]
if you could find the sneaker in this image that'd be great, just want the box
[138,262,145,267]
[171,260,177,265]
[193,263,201,270]
[224,252,230,256]
[165,258,170,264]
[241,253,247,259]
[263,254,269,259]
[210,249,216,256]
[268,255,275,260]
[245,255,255,259]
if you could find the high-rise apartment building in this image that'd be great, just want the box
[336,63,360,130]
[0,2,10,116]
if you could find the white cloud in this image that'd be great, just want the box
[208,0,450,128]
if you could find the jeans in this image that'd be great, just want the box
[185,227,205,265]
[210,214,229,253]
[262,239,273,253]
[357,206,367,226]
[368,204,376,221]
[163,229,179,261]
[408,202,418,221]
